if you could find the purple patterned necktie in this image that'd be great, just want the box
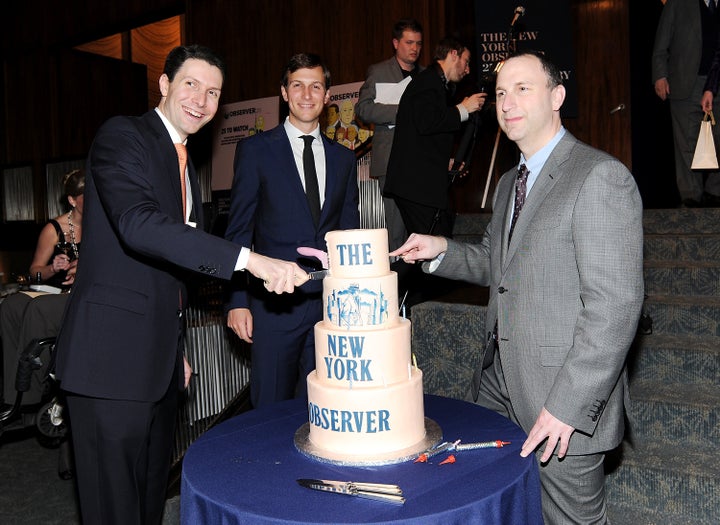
[509,163,529,241]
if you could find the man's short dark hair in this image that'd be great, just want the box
[392,18,423,40]
[281,53,332,89]
[433,36,467,62]
[163,45,226,82]
[507,49,564,88]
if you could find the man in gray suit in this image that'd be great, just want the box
[355,18,423,250]
[391,51,644,524]
[652,0,720,207]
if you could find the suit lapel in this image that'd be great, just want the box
[146,112,186,221]
[276,126,320,228]
[503,134,575,269]
[320,134,341,226]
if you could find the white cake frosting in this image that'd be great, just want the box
[303,228,429,463]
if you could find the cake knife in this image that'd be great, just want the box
[296,479,405,504]
[306,269,329,280]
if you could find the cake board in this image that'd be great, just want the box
[294,417,442,466]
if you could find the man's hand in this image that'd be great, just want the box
[183,355,193,389]
[701,90,714,113]
[461,92,487,114]
[521,407,576,463]
[245,252,307,293]
[227,308,253,343]
[654,78,670,101]
[389,233,448,263]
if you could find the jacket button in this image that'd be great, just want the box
[498,287,507,293]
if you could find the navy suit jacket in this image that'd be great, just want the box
[55,110,242,402]
[225,124,359,319]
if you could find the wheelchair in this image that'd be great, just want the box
[0,337,68,446]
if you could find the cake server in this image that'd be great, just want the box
[306,269,329,280]
[296,479,405,504]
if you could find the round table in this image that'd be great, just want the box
[181,394,543,524]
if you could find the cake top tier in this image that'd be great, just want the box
[325,229,390,278]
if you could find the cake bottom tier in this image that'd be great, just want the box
[303,368,428,463]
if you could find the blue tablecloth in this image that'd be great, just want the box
[181,395,543,524]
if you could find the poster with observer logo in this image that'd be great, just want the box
[211,96,279,191]
[474,0,577,117]
[321,81,373,152]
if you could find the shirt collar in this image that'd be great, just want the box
[155,107,186,145]
[283,117,321,141]
[520,126,566,176]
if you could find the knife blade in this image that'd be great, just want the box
[296,479,405,504]
[307,270,330,280]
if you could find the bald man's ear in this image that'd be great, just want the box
[552,84,566,111]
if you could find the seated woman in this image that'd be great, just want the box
[1,169,84,407]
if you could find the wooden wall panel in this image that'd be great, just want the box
[568,0,631,167]
[186,0,446,104]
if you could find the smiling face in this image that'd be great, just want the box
[494,54,565,158]
[281,66,330,133]
[158,58,223,141]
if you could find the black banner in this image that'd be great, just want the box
[474,1,577,117]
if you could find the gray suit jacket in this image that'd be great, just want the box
[355,57,422,180]
[652,0,703,99]
[431,131,644,455]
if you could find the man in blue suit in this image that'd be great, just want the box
[54,45,305,525]
[225,53,360,409]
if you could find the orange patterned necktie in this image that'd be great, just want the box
[175,143,188,221]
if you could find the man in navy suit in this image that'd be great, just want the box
[225,53,359,409]
[54,45,305,525]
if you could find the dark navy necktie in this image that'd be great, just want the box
[301,135,321,226]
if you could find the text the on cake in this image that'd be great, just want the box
[333,242,373,266]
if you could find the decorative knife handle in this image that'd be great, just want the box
[354,490,406,505]
[350,482,403,495]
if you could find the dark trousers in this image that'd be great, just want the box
[391,197,456,309]
[392,195,454,237]
[249,296,320,409]
[65,371,179,525]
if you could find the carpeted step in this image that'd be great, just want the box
[625,380,719,446]
[605,439,720,523]
[644,232,720,263]
[643,262,720,296]
[411,301,486,401]
[607,503,716,525]
[642,208,720,235]
[642,296,720,337]
[629,334,720,385]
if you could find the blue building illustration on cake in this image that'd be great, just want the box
[326,283,389,327]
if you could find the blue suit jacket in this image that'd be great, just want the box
[55,110,242,402]
[225,124,359,319]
